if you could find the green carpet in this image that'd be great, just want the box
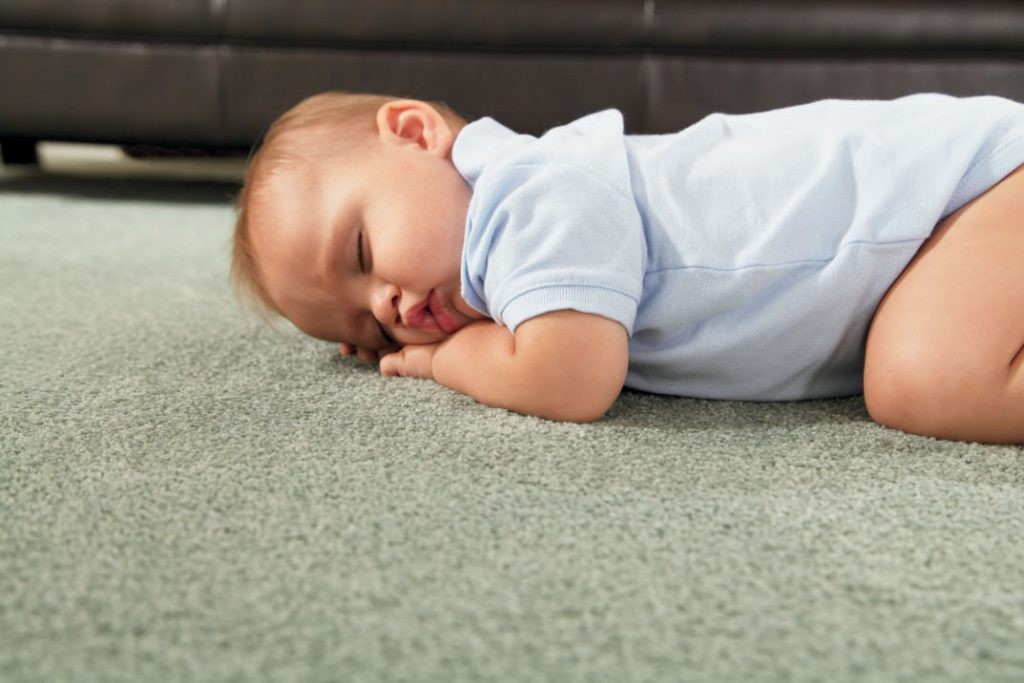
[2,161,1023,682]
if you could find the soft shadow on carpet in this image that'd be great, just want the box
[2,166,1023,682]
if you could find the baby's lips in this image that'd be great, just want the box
[403,291,439,331]
[429,290,462,334]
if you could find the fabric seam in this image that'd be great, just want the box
[951,131,1024,201]
[499,283,638,320]
[644,237,927,276]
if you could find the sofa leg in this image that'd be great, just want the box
[1,139,40,166]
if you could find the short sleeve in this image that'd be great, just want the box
[460,162,646,335]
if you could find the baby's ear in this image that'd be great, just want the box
[376,100,453,156]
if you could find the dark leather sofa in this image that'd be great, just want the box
[2,0,1024,163]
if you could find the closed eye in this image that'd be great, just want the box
[357,232,366,273]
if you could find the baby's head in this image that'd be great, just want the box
[231,91,488,352]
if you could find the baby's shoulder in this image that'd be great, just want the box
[476,109,634,201]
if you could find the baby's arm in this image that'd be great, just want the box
[429,310,628,422]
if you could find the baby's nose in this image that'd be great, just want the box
[390,292,402,325]
[373,283,403,326]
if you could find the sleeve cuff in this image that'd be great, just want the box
[499,284,638,335]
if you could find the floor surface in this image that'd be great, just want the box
[2,145,1023,682]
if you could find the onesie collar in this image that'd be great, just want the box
[452,110,629,195]
[452,116,523,188]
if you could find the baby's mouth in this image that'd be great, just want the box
[404,290,461,335]
[428,290,461,334]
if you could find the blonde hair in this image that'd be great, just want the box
[230,91,466,324]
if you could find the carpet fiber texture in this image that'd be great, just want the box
[2,165,1024,682]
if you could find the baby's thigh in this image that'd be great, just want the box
[864,164,1024,441]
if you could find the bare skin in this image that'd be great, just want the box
[865,164,1024,444]
[250,100,487,353]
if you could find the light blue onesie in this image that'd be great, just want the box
[451,94,1024,401]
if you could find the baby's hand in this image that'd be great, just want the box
[379,343,440,380]
[339,342,383,363]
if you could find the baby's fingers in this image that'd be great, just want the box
[379,351,401,377]
[338,343,380,363]
[358,348,381,363]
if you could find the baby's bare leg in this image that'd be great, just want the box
[864,164,1024,444]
